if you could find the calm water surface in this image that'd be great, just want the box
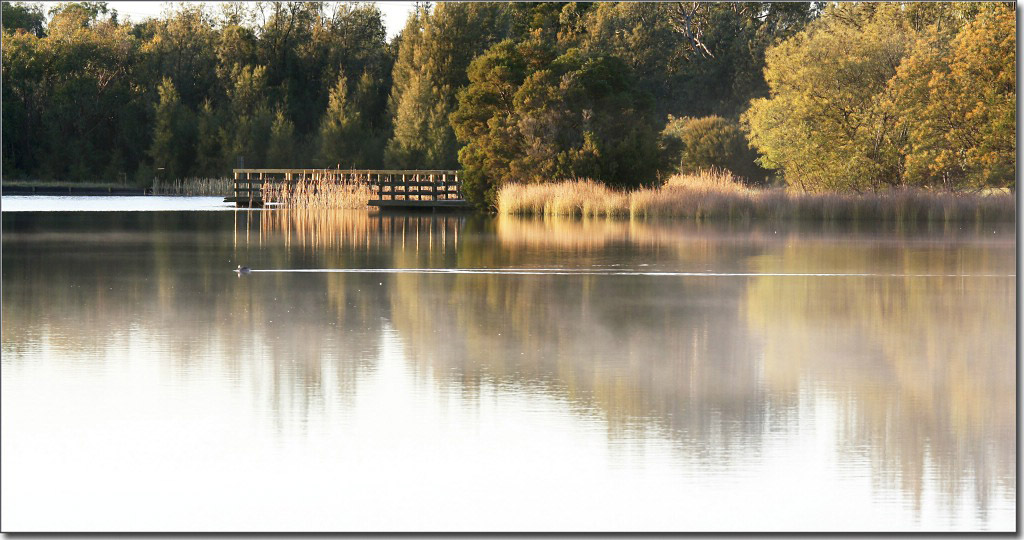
[1,198,1016,531]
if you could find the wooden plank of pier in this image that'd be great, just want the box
[224,168,470,209]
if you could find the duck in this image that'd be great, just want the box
[235,265,251,274]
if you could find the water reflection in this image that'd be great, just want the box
[746,243,1015,519]
[1,209,1015,529]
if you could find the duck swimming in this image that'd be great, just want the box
[235,265,251,274]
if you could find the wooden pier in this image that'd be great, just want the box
[225,168,470,209]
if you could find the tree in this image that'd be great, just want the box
[350,69,389,166]
[2,29,48,175]
[149,77,195,180]
[195,99,224,176]
[661,115,766,183]
[5,3,145,181]
[449,39,529,206]
[318,72,361,168]
[742,4,912,191]
[2,2,46,37]
[222,64,272,168]
[138,4,218,109]
[889,4,1014,188]
[582,3,818,121]
[266,105,296,167]
[385,2,513,169]
[451,39,659,208]
[1,0,1009,194]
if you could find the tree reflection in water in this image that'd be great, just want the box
[2,209,1014,519]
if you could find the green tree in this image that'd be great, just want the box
[266,105,296,167]
[582,3,817,121]
[452,39,659,208]
[138,4,218,109]
[2,29,48,175]
[661,115,766,183]
[743,4,912,191]
[351,69,389,166]
[318,72,361,168]
[149,77,195,180]
[9,3,145,181]
[222,64,272,168]
[195,99,225,176]
[2,2,46,37]
[385,2,513,169]
[449,39,529,206]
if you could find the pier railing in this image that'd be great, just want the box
[229,168,464,207]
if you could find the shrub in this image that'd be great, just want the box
[660,115,766,184]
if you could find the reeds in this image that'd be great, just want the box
[496,179,630,218]
[152,177,234,195]
[498,170,1015,223]
[262,173,372,209]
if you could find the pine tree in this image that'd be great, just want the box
[385,2,513,169]
[149,77,186,179]
[266,105,296,167]
[195,99,224,176]
[318,72,361,168]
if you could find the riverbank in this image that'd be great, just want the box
[497,171,1016,223]
[3,177,232,196]
[2,181,152,196]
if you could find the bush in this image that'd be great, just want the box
[660,115,766,184]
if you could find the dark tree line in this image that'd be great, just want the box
[4,2,1012,206]
[4,1,395,182]
[3,2,817,190]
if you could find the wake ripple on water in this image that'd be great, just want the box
[246,268,1015,278]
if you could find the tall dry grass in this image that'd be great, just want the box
[152,176,234,195]
[497,179,631,218]
[262,173,372,209]
[498,170,1015,223]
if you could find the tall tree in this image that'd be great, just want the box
[318,72,361,168]
[266,105,296,167]
[385,2,513,169]
[149,77,194,180]
[452,38,659,208]
[742,4,912,191]
[2,2,46,37]
[889,3,1014,188]
[195,99,225,176]
[138,4,218,109]
[222,64,272,168]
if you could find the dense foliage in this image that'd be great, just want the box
[743,2,1015,191]
[450,2,818,207]
[660,115,766,184]
[385,2,514,169]
[2,1,1015,204]
[3,1,393,182]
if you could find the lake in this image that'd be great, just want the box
[1,197,1016,532]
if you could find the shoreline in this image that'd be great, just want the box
[2,185,153,196]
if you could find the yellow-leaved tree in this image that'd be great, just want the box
[742,4,913,192]
[889,4,1015,189]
